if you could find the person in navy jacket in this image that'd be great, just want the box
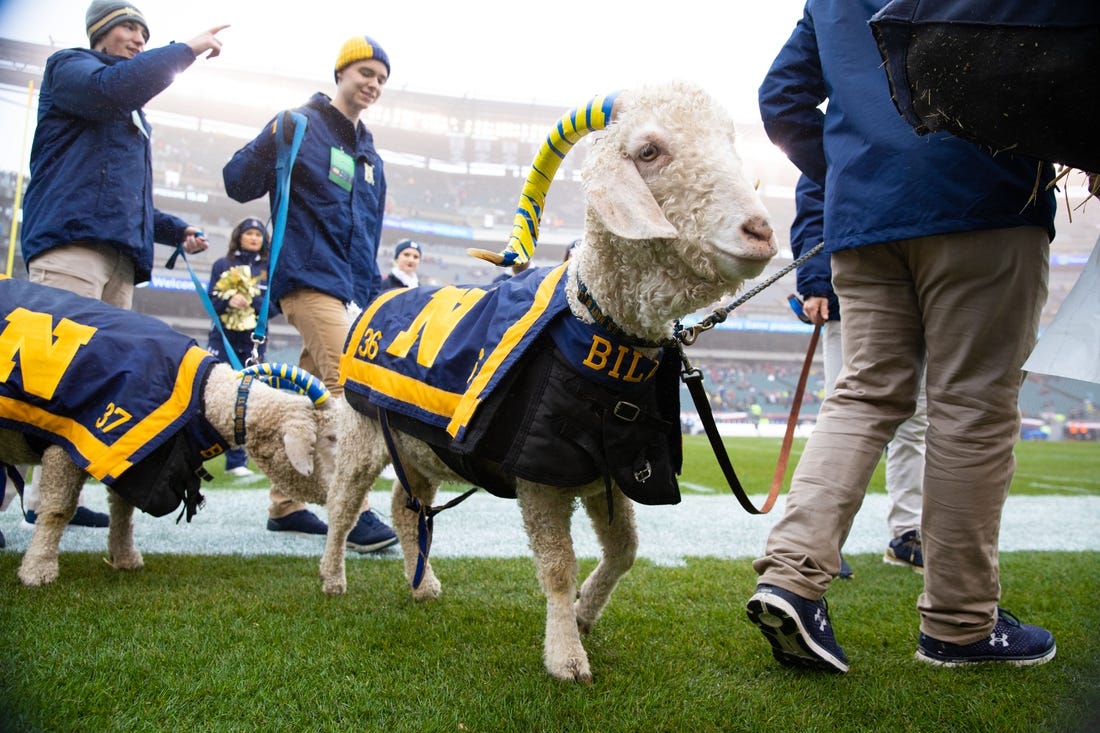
[21,1,224,310]
[382,239,423,290]
[206,218,273,365]
[222,35,395,551]
[746,0,1057,672]
[205,217,275,477]
[17,1,224,529]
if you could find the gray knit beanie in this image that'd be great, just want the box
[86,1,150,48]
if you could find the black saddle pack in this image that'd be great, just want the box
[349,338,683,506]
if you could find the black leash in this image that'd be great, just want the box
[670,243,824,347]
[678,321,819,514]
[678,346,759,514]
[673,243,826,514]
[379,409,477,589]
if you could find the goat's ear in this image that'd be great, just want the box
[586,154,678,240]
[283,425,316,477]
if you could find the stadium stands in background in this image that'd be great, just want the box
[1,37,1096,437]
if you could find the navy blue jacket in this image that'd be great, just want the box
[791,174,840,322]
[759,0,1056,253]
[222,93,387,308]
[22,45,196,283]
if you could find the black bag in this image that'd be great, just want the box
[871,0,1100,171]
[362,340,682,506]
[109,430,206,521]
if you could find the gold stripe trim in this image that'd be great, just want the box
[446,262,567,436]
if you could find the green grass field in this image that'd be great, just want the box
[1,437,1098,732]
[678,435,1100,497]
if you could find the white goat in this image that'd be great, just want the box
[3,363,338,587]
[315,80,778,682]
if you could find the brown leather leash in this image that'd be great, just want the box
[678,321,821,514]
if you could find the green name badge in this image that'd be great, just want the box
[329,147,355,192]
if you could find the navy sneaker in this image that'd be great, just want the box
[838,555,854,580]
[916,608,1056,667]
[71,506,109,527]
[746,584,850,673]
[266,509,327,536]
[884,529,924,573]
[346,509,398,553]
[0,528,5,549]
[23,506,109,528]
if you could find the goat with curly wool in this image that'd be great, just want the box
[0,279,339,586]
[2,367,338,587]
[317,80,778,682]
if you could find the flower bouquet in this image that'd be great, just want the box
[213,265,262,331]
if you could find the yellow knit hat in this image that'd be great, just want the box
[334,36,390,81]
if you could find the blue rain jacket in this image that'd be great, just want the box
[758,0,1056,254]
[223,93,387,308]
[790,175,840,322]
[21,44,195,283]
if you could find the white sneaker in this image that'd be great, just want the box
[227,466,255,478]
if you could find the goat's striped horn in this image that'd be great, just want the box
[467,91,620,267]
[238,362,330,406]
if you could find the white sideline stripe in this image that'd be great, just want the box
[2,492,1098,566]
[1020,483,1096,495]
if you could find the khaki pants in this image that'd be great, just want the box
[267,289,352,519]
[755,227,1048,644]
[821,320,925,538]
[28,242,136,309]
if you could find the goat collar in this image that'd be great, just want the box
[233,373,254,446]
[575,279,664,348]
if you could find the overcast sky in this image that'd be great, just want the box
[0,0,806,118]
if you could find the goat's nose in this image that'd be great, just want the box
[741,214,777,255]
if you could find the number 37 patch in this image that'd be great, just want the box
[95,402,132,432]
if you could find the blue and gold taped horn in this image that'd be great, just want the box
[467,91,620,267]
[238,362,330,406]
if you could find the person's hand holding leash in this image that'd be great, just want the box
[182,227,208,255]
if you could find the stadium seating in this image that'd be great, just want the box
[0,37,1095,435]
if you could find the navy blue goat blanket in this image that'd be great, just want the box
[339,264,682,504]
[870,0,1100,171]
[0,277,224,517]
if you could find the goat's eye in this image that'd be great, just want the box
[638,143,659,162]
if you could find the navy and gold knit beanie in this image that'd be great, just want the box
[234,218,269,246]
[86,0,149,47]
[334,35,390,82]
